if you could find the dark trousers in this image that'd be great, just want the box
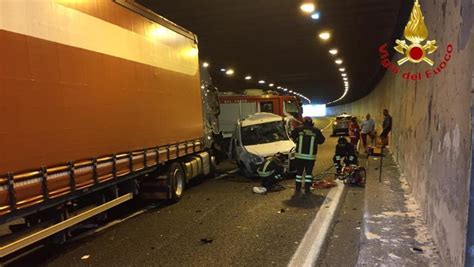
[261,173,282,189]
[294,158,315,192]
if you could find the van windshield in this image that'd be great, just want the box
[241,121,289,146]
[284,101,300,116]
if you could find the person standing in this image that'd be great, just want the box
[290,117,325,195]
[348,116,361,151]
[360,113,375,153]
[381,109,392,147]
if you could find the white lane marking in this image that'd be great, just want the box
[321,118,334,132]
[214,168,239,180]
[288,180,346,267]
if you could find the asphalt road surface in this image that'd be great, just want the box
[10,117,339,267]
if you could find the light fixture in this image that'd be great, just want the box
[341,73,347,77]
[283,88,288,92]
[319,31,331,41]
[300,3,315,13]
[343,77,348,81]
[245,76,252,80]
[335,59,343,64]
[277,86,282,89]
[269,83,274,87]
[311,12,320,20]
[220,68,226,72]
[202,62,209,68]
[226,69,234,75]
[258,80,266,84]
[289,90,293,93]
[329,49,338,55]
[339,68,346,72]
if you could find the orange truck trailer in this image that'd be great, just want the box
[0,0,217,258]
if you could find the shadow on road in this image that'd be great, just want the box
[282,193,325,209]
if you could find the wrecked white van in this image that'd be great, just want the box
[230,113,296,177]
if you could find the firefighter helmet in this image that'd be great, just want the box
[303,117,314,127]
[338,136,348,145]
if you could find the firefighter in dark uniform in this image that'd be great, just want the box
[333,136,358,174]
[290,117,325,194]
[253,153,285,194]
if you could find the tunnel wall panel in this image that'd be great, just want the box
[327,0,473,265]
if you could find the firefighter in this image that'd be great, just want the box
[290,117,325,195]
[253,153,286,194]
[333,136,358,174]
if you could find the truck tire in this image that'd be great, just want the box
[168,162,185,201]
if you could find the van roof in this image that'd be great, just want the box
[241,113,282,127]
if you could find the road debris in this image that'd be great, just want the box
[312,179,337,189]
[200,238,214,244]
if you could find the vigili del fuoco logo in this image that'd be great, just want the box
[378,0,453,81]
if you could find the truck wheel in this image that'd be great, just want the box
[168,162,185,201]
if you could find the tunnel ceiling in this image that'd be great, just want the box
[138,0,411,104]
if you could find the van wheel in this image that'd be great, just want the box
[168,162,185,201]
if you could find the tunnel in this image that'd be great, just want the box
[0,0,473,266]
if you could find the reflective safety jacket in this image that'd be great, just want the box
[257,156,284,178]
[291,126,325,160]
[334,143,358,165]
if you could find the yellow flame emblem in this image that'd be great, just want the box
[394,0,438,66]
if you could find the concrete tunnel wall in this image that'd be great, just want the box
[326,0,473,265]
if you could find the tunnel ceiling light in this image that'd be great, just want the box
[335,59,343,64]
[220,68,226,72]
[289,90,293,93]
[311,12,320,20]
[277,86,282,89]
[300,3,315,13]
[343,77,348,81]
[245,75,252,80]
[341,73,347,77]
[339,68,346,72]
[318,31,331,41]
[269,83,275,87]
[258,80,266,84]
[283,88,288,91]
[329,49,338,55]
[226,69,234,75]
[202,62,209,68]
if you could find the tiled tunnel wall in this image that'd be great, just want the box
[327,0,473,265]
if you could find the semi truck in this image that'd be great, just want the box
[0,0,218,258]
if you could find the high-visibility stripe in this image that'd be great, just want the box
[295,154,316,160]
[257,160,274,177]
[298,132,304,154]
[296,179,302,182]
[305,179,312,182]
[309,136,315,155]
[305,175,313,178]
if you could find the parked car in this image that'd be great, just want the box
[229,113,296,177]
[332,114,352,136]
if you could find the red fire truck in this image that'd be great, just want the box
[218,91,303,138]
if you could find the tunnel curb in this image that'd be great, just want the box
[288,179,347,267]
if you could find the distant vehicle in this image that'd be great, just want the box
[332,114,353,136]
[229,113,296,177]
[218,91,303,139]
